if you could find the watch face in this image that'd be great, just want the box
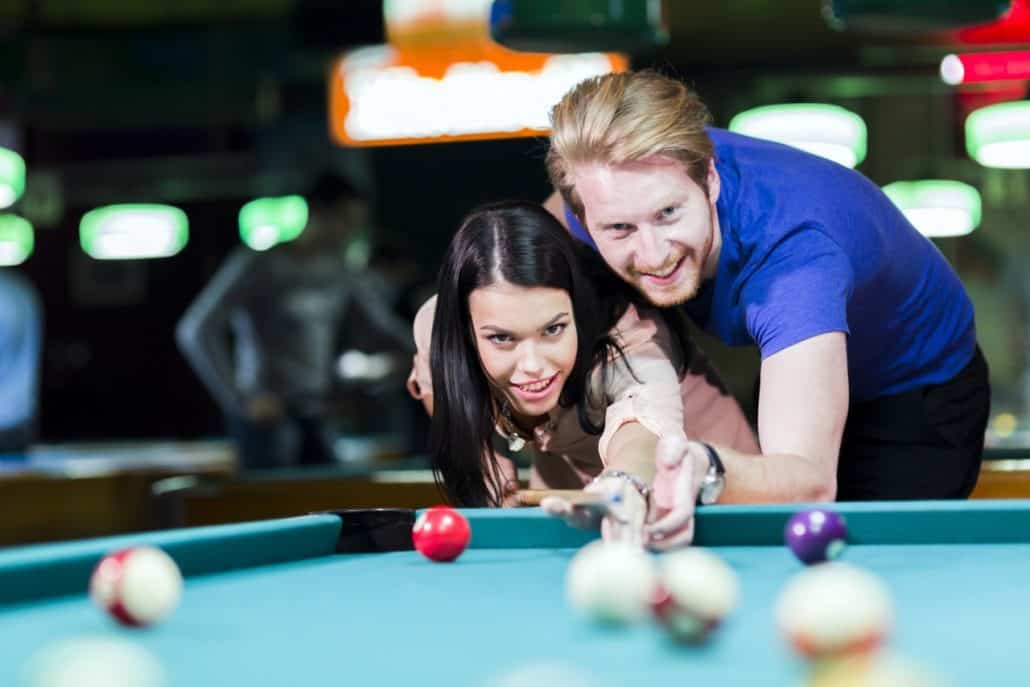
[700,476,725,505]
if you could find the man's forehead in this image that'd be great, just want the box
[571,156,690,222]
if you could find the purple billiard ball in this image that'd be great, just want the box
[784,508,847,565]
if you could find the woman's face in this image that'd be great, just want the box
[468,280,578,420]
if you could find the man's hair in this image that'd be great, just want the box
[546,70,714,221]
[306,171,361,210]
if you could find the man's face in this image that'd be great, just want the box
[572,156,721,307]
[299,198,362,249]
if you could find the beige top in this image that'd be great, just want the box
[411,296,758,490]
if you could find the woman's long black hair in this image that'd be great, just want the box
[429,200,693,507]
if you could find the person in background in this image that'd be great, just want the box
[177,173,412,469]
[0,269,42,455]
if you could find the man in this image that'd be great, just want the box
[0,270,42,455]
[542,70,988,544]
[177,173,412,469]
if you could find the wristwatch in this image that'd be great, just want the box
[696,442,726,505]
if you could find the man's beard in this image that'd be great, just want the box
[635,262,700,307]
[631,224,712,308]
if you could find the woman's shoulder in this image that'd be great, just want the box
[609,302,664,348]
[413,295,437,352]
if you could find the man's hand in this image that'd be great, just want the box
[645,435,706,551]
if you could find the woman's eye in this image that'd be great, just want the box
[659,206,678,219]
[544,323,567,337]
[488,334,512,345]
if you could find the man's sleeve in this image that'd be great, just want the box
[563,205,598,249]
[740,227,854,359]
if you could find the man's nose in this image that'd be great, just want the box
[634,228,668,270]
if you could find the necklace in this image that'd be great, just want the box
[498,399,528,452]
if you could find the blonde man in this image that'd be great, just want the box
[543,70,988,541]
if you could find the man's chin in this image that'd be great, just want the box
[637,281,697,308]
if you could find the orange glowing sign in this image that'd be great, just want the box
[329,0,627,147]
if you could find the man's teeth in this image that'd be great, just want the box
[650,264,679,278]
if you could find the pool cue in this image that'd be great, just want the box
[516,489,605,506]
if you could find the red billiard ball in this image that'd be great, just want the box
[89,546,183,627]
[412,506,471,562]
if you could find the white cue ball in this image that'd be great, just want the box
[89,546,183,627]
[776,561,893,658]
[21,636,166,687]
[653,547,739,640]
[565,540,657,623]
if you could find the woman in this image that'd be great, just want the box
[407,201,757,548]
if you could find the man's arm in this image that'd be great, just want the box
[707,332,848,502]
[0,274,42,436]
[175,250,256,417]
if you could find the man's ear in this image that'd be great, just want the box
[706,159,720,204]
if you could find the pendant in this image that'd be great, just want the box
[508,434,526,452]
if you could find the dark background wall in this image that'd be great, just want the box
[2,0,1026,442]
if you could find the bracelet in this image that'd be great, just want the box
[591,470,651,501]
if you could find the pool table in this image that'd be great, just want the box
[2,500,1029,686]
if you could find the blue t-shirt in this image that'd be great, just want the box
[565,128,976,402]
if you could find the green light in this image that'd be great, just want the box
[0,215,33,265]
[729,104,867,168]
[238,195,308,251]
[966,100,1030,169]
[486,0,668,54]
[0,147,26,209]
[80,204,188,260]
[882,180,981,238]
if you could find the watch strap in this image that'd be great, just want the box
[700,442,725,476]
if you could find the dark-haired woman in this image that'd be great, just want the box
[407,201,756,548]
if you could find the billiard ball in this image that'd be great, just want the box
[651,547,739,643]
[802,652,949,686]
[565,539,657,624]
[776,562,893,659]
[89,546,183,627]
[412,506,471,562]
[485,661,604,687]
[22,636,166,687]
[785,508,848,565]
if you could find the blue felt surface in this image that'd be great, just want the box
[2,542,1028,686]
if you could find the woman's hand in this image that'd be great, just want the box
[588,474,648,548]
[645,435,706,550]
[539,473,648,547]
